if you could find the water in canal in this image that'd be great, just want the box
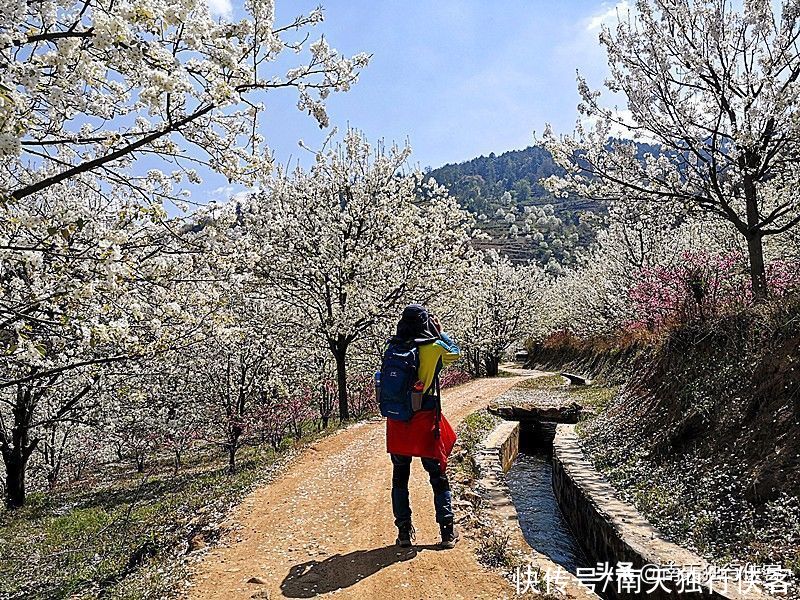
[505,424,590,576]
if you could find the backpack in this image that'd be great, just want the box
[378,341,419,421]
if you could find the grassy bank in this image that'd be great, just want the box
[448,408,530,578]
[0,426,340,599]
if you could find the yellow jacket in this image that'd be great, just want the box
[418,332,461,407]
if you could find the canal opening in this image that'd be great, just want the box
[505,421,590,577]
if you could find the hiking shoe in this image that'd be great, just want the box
[439,521,459,549]
[396,521,415,547]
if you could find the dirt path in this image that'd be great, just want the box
[188,375,535,600]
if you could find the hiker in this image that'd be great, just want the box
[377,303,461,549]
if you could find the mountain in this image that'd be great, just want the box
[426,146,604,268]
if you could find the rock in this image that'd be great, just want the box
[462,489,483,506]
[561,372,593,386]
[188,533,206,552]
[247,577,268,585]
[487,405,515,420]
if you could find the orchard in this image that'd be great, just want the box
[1,1,799,598]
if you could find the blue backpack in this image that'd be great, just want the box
[378,341,419,421]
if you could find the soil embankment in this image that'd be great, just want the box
[530,306,800,594]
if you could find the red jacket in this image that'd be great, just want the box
[386,409,457,473]
[385,332,460,472]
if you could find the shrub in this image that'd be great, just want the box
[440,368,471,389]
[627,251,800,333]
[347,374,378,420]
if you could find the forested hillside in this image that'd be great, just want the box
[427,146,603,269]
[429,146,572,211]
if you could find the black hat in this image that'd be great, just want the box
[392,303,438,344]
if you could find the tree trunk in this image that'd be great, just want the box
[4,452,27,509]
[46,467,60,491]
[2,386,39,508]
[332,337,349,421]
[743,175,768,300]
[174,449,182,474]
[484,353,500,378]
[225,420,242,475]
[318,382,334,430]
[467,348,482,378]
[746,230,768,301]
[228,445,237,474]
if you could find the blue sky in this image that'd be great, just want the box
[201,1,629,202]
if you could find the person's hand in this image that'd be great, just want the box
[430,313,443,334]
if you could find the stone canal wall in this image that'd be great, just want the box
[552,424,774,600]
[482,419,520,473]
[474,419,599,600]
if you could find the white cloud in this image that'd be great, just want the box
[585,1,631,32]
[210,185,237,199]
[581,108,661,144]
[205,0,233,20]
[207,185,256,205]
[231,190,252,203]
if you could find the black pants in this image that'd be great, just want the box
[390,454,453,526]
